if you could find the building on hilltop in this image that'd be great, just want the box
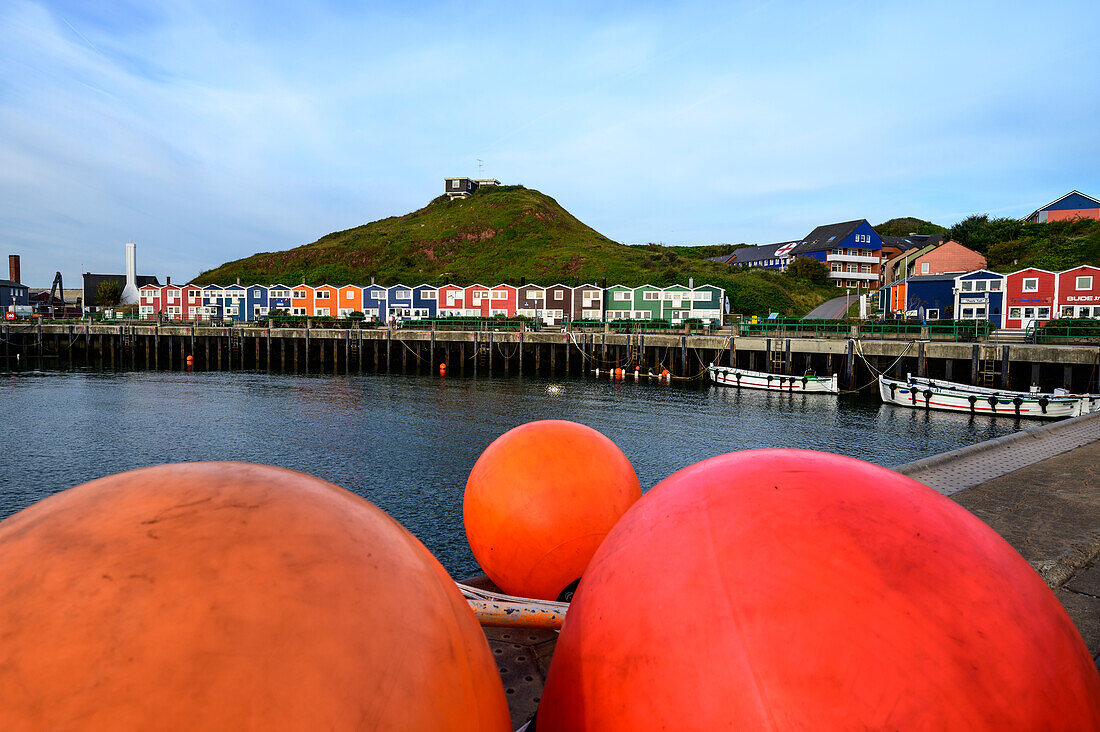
[789,219,883,289]
[444,177,501,200]
[1023,190,1100,223]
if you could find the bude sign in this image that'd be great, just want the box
[4,311,15,321]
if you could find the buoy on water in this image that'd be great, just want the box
[185,354,194,365]
[613,367,623,380]
[0,463,511,730]
[660,368,671,383]
[439,363,447,375]
[537,449,1100,730]
[464,420,642,601]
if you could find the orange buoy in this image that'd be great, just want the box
[439,362,447,375]
[613,367,623,380]
[0,463,511,730]
[185,354,194,364]
[538,449,1100,730]
[464,421,641,601]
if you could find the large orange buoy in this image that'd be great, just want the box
[439,362,447,375]
[464,420,641,600]
[0,463,511,730]
[538,449,1100,730]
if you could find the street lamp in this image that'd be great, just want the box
[845,288,850,319]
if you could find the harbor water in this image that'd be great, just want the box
[0,370,1024,577]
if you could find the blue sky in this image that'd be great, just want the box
[2,1,1098,286]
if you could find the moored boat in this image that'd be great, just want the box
[708,364,839,394]
[878,374,1090,419]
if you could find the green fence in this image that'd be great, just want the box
[1029,319,1100,344]
[739,318,991,342]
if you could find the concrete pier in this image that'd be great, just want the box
[4,323,1099,393]
[898,410,1100,667]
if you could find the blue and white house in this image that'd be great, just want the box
[789,219,883,289]
[268,284,293,313]
[411,285,439,319]
[386,284,414,320]
[897,273,957,319]
[245,284,270,319]
[221,284,247,321]
[363,285,386,321]
[953,270,1005,327]
[200,284,225,319]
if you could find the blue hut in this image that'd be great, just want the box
[386,284,413,320]
[267,284,293,313]
[363,285,386,322]
[245,284,270,320]
[221,284,247,321]
[954,270,1005,327]
[201,284,225,319]
[899,273,956,319]
[412,285,439,319]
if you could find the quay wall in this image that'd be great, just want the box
[3,323,1099,393]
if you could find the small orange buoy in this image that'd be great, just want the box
[538,450,1100,730]
[613,367,623,380]
[185,354,194,364]
[464,421,641,601]
[0,463,511,730]
[439,363,447,375]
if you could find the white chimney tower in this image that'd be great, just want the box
[121,242,139,304]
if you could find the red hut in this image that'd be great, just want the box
[487,284,518,317]
[463,284,492,317]
[139,284,164,320]
[438,285,468,316]
[1056,265,1100,319]
[1004,268,1057,330]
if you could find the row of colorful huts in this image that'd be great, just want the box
[138,282,726,324]
[885,265,1100,329]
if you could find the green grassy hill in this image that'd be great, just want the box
[197,186,835,316]
[874,217,948,237]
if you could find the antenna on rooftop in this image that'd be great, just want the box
[477,159,483,177]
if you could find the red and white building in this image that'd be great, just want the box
[1003,268,1058,330]
[438,284,468,316]
[1056,265,1100,319]
[139,284,164,319]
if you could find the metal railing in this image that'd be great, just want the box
[1028,319,1100,344]
[739,318,991,341]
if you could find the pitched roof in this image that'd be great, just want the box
[1024,190,1100,220]
[728,241,797,264]
[0,279,28,289]
[790,220,866,255]
[881,234,943,251]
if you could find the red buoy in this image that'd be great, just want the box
[439,363,447,375]
[464,421,641,600]
[538,449,1100,730]
[0,463,511,730]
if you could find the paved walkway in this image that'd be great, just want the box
[803,295,851,319]
[897,411,1100,667]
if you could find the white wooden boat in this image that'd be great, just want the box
[878,374,1090,419]
[708,365,839,394]
[903,374,1100,415]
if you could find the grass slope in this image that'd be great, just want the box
[197,186,834,316]
[874,217,948,237]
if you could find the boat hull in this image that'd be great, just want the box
[878,376,1085,419]
[709,366,839,394]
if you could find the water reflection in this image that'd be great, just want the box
[0,370,1025,577]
